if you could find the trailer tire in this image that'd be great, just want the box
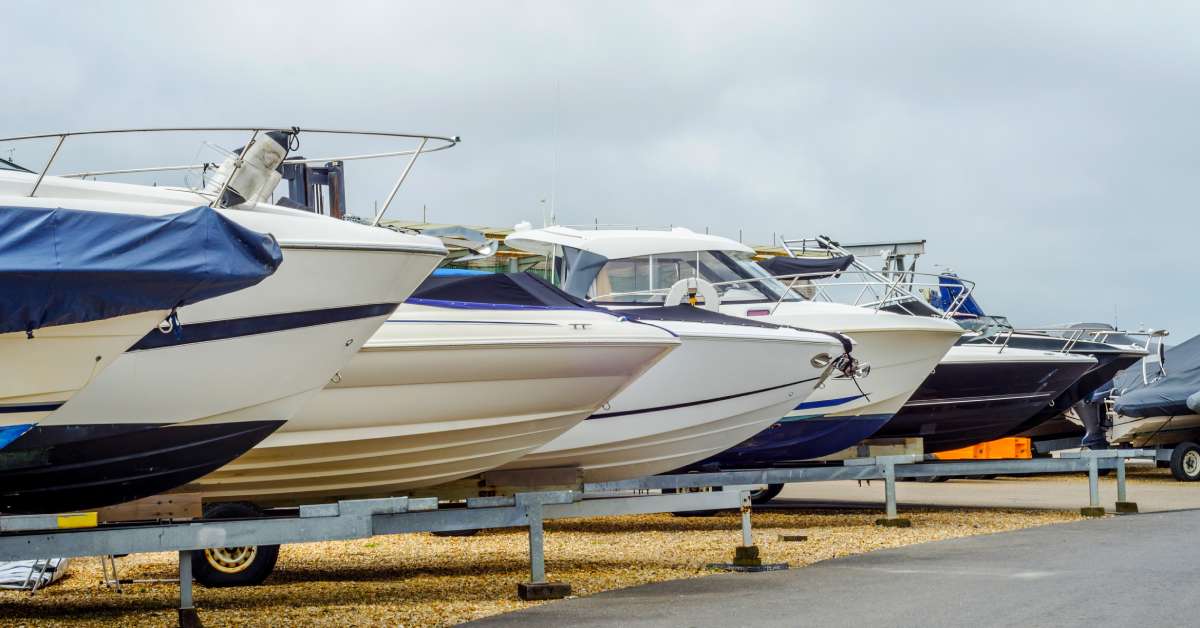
[1170,443,1200,482]
[749,484,785,505]
[432,529,481,537]
[192,502,280,587]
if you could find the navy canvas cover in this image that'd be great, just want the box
[0,205,282,335]
[933,273,986,318]
[411,271,597,309]
[1113,333,1200,418]
[757,255,854,279]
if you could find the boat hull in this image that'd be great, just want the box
[699,304,963,464]
[691,413,892,469]
[0,310,166,428]
[876,348,1097,452]
[505,321,842,482]
[1108,414,1200,448]
[189,305,677,506]
[0,420,282,514]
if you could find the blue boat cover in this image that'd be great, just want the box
[0,205,283,335]
[1113,333,1200,418]
[932,273,986,318]
[412,271,597,309]
[757,255,855,280]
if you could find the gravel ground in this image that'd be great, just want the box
[0,507,1081,627]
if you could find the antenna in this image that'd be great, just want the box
[550,79,561,226]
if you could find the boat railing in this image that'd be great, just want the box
[0,127,459,225]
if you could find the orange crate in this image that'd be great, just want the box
[934,437,1031,460]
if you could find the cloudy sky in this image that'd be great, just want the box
[5,2,1197,339]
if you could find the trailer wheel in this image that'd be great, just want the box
[749,484,785,505]
[431,529,481,537]
[1170,443,1200,482]
[192,502,280,587]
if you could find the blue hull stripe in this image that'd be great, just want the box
[129,303,398,351]
[0,423,34,449]
[795,394,865,410]
[589,376,821,420]
[0,403,64,415]
[407,297,585,312]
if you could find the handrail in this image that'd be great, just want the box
[0,127,460,211]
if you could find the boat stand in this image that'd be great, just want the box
[0,487,754,627]
[590,448,1161,526]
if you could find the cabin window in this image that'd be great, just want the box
[593,255,655,302]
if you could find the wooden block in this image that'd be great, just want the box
[97,493,202,523]
[482,467,583,489]
[517,581,571,601]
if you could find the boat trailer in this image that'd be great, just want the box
[0,449,1157,627]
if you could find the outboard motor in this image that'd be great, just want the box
[204,130,295,208]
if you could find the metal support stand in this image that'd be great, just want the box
[1081,456,1105,517]
[177,551,200,628]
[707,488,786,572]
[1114,456,1139,513]
[876,458,911,527]
[516,499,569,601]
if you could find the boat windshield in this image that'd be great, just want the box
[574,248,803,304]
[958,315,1015,335]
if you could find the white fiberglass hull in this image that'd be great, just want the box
[1108,413,1200,448]
[0,310,166,427]
[189,303,678,506]
[0,173,446,511]
[722,301,963,421]
[502,319,844,482]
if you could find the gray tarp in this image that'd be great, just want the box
[1113,334,1200,418]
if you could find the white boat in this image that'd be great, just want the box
[0,127,452,513]
[501,313,849,482]
[505,226,964,464]
[190,273,680,506]
[0,202,283,440]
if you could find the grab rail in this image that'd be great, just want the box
[0,126,459,224]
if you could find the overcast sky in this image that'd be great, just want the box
[4,1,1197,339]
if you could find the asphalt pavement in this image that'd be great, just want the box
[469,508,1200,627]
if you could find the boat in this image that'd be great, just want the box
[504,226,964,466]
[873,344,1096,452]
[0,127,452,513]
[189,272,680,505]
[1105,332,1200,449]
[958,318,1149,444]
[0,203,281,456]
[760,236,1126,453]
[501,296,855,482]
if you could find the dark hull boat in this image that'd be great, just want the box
[946,321,1149,443]
[874,345,1096,452]
[679,408,891,469]
[986,335,1147,440]
[0,420,283,514]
